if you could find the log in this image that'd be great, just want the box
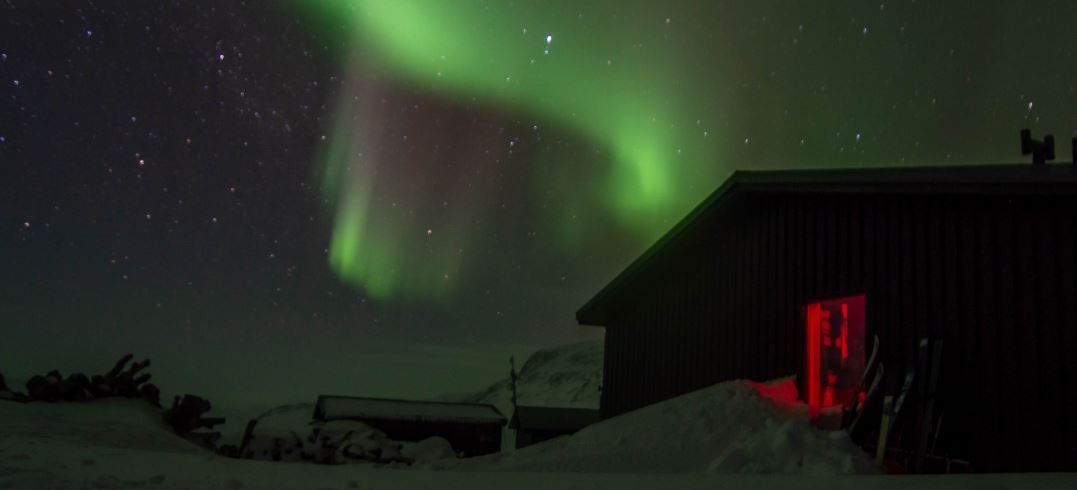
[140,383,161,407]
[105,354,134,378]
[26,375,54,401]
[62,373,91,401]
[197,417,226,430]
[0,373,29,402]
[7,354,166,406]
[236,419,259,458]
[166,394,223,434]
[90,374,114,397]
[129,359,151,375]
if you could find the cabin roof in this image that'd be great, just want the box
[509,406,600,432]
[313,395,506,425]
[576,163,1077,326]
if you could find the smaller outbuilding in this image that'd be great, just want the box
[509,406,601,449]
[313,395,506,457]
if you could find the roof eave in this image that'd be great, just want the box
[575,163,1077,328]
[576,172,745,326]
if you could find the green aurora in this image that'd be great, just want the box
[303,0,725,300]
[297,0,1077,300]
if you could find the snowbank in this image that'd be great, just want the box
[241,403,449,466]
[4,391,1077,488]
[450,378,877,475]
[0,397,205,455]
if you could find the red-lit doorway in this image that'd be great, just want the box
[805,294,866,409]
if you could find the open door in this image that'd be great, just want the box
[805,294,866,409]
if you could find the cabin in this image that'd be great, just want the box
[576,163,1077,472]
[313,395,506,457]
[509,406,600,449]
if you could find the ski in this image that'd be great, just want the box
[875,393,894,465]
[862,334,882,388]
[844,334,881,428]
[849,362,884,434]
[876,366,915,467]
[889,367,915,437]
[914,339,944,473]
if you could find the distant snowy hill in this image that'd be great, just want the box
[244,339,603,439]
[455,340,602,415]
[222,340,602,459]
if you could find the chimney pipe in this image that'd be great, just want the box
[1020,129,1055,165]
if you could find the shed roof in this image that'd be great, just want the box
[509,406,600,432]
[313,395,506,425]
[576,163,1077,326]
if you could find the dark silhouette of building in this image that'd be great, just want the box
[509,406,600,449]
[577,164,1077,472]
[313,395,506,457]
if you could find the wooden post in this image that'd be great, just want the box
[509,356,518,411]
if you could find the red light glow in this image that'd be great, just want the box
[805,294,866,409]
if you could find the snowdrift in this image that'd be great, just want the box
[452,377,877,475]
[0,397,205,456]
[241,403,455,466]
[5,378,1077,488]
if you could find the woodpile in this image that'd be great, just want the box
[0,354,225,444]
[0,372,28,402]
[165,394,225,434]
[0,354,161,406]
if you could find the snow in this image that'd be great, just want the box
[4,394,1077,489]
[241,405,437,465]
[3,342,1077,488]
[0,397,206,456]
[441,377,876,475]
[250,402,317,436]
[400,436,456,466]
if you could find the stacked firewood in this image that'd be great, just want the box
[0,354,224,440]
[0,373,26,402]
[165,394,225,434]
[0,354,160,406]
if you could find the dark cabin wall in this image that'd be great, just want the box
[599,191,1077,472]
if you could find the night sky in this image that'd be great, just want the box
[2,1,1075,416]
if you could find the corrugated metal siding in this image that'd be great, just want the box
[1059,211,1077,467]
[600,192,1077,472]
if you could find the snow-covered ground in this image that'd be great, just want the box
[240,402,455,465]
[442,377,875,475]
[3,388,1077,489]
[4,341,1077,489]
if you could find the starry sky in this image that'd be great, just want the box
[2,1,1075,416]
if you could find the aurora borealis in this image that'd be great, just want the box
[2,0,1076,418]
[309,0,718,300]
[303,0,1077,300]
